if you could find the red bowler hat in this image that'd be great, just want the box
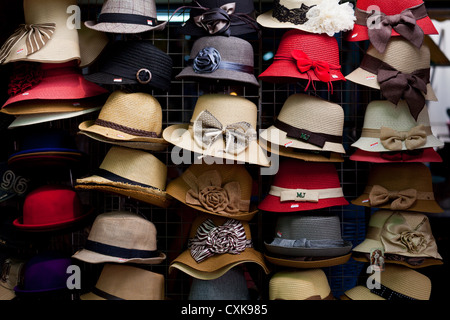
[258,159,348,213]
[350,148,443,163]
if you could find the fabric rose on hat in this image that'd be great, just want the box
[192,47,221,73]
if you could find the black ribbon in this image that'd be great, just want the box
[370,283,417,300]
[97,13,158,27]
[91,287,124,300]
[84,240,160,259]
[187,58,254,74]
[94,168,162,192]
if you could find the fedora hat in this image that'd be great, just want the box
[350,148,443,163]
[0,0,80,65]
[269,269,334,300]
[167,163,258,221]
[259,29,345,92]
[169,214,270,280]
[162,94,270,167]
[352,163,443,213]
[0,258,25,300]
[264,213,353,268]
[346,0,438,53]
[343,264,431,300]
[175,36,259,86]
[85,0,167,33]
[78,90,168,151]
[72,211,166,265]
[75,146,171,208]
[259,159,348,212]
[80,264,165,300]
[345,38,437,121]
[256,0,356,36]
[352,210,443,268]
[351,100,444,153]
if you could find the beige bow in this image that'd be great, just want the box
[369,185,417,210]
[379,125,427,151]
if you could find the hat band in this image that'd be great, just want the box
[84,239,160,259]
[361,125,431,151]
[272,0,315,25]
[94,118,161,138]
[274,119,342,148]
[91,286,124,300]
[370,283,417,300]
[95,168,163,192]
[97,13,158,27]
[269,186,344,202]
[268,237,348,249]
[187,58,254,74]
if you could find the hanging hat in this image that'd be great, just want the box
[0,258,26,300]
[0,0,81,65]
[72,211,166,265]
[259,159,348,212]
[169,214,270,280]
[346,0,438,53]
[176,0,259,37]
[0,162,29,203]
[75,146,172,208]
[345,38,437,121]
[162,94,270,167]
[80,264,165,300]
[175,36,259,86]
[256,0,356,36]
[166,163,258,221]
[351,163,443,213]
[269,269,334,300]
[83,40,173,92]
[264,213,353,268]
[259,29,345,92]
[84,0,167,34]
[78,23,109,68]
[350,148,443,163]
[351,210,443,268]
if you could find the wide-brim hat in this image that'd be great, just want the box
[162,94,270,167]
[78,23,110,68]
[0,258,25,300]
[349,148,443,163]
[351,163,443,213]
[75,146,172,208]
[84,0,167,33]
[169,214,270,280]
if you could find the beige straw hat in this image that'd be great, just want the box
[166,163,258,221]
[0,258,25,300]
[269,269,334,300]
[351,163,443,213]
[80,264,165,300]
[75,146,172,208]
[78,91,168,151]
[78,23,109,68]
[72,211,166,265]
[162,94,270,167]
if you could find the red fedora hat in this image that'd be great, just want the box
[350,148,443,163]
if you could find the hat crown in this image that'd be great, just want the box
[275,214,343,240]
[24,0,77,24]
[378,265,431,300]
[356,0,425,14]
[100,0,158,17]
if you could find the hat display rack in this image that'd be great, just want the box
[0,0,449,305]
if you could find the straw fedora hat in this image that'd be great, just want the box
[0,258,25,300]
[351,210,443,268]
[175,36,259,87]
[80,264,165,300]
[169,214,270,280]
[167,163,258,221]
[72,211,166,265]
[269,269,334,300]
[350,148,443,163]
[351,163,443,213]
[78,91,168,151]
[351,100,444,153]
[256,0,356,36]
[75,146,171,208]
[162,94,270,167]
[85,0,167,33]
[0,0,81,65]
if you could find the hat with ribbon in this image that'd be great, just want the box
[72,211,166,265]
[259,29,345,92]
[0,0,81,65]
[351,163,443,213]
[345,38,437,121]
[78,90,168,151]
[269,269,334,300]
[175,36,259,86]
[80,264,165,300]
[259,159,348,212]
[264,213,353,268]
[346,0,438,53]
[162,94,270,167]
[75,146,171,208]
[350,148,443,163]
[85,0,167,34]
[0,258,25,300]
[351,210,443,269]
[84,40,173,92]
[169,215,270,280]
[256,0,356,36]
[167,163,258,221]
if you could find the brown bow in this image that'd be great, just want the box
[369,185,417,210]
[379,125,428,151]
[193,2,236,35]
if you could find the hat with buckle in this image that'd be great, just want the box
[0,258,26,300]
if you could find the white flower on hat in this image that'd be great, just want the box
[305,0,356,36]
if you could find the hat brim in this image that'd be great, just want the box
[72,248,166,265]
[177,19,258,37]
[264,252,352,269]
[351,252,444,269]
[343,285,385,300]
[258,194,349,212]
[0,286,15,300]
[264,240,353,258]
[351,193,443,213]
[349,148,443,163]
[351,135,444,152]
[84,20,167,34]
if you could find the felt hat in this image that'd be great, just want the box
[72,211,166,265]
[162,94,270,167]
[0,258,25,300]
[169,214,270,280]
[75,146,171,208]
[349,148,443,163]
[351,163,443,213]
[259,159,348,212]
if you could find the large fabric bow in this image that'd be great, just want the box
[193,2,236,36]
[193,110,257,155]
[291,49,333,92]
[188,218,252,263]
[379,125,428,151]
[369,185,417,210]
